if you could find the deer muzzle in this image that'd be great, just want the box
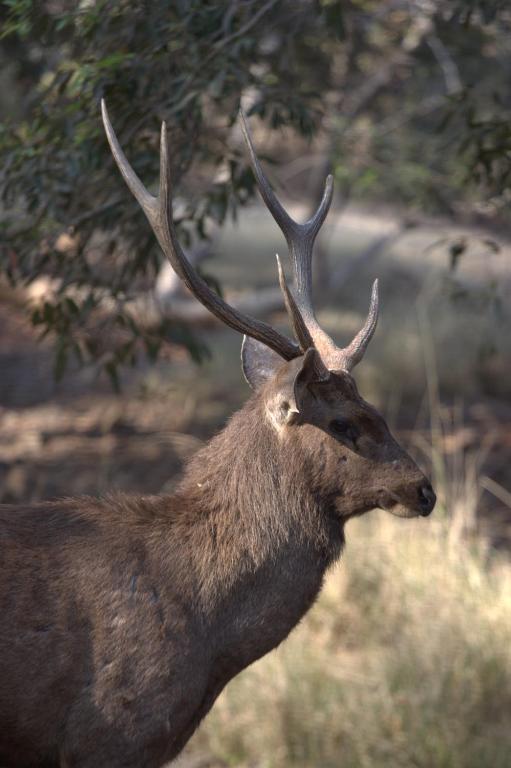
[377,479,436,518]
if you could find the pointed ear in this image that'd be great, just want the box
[293,347,330,410]
[267,348,329,428]
[241,336,286,390]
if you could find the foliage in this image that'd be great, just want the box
[0,0,337,380]
[1,1,511,382]
[329,2,511,216]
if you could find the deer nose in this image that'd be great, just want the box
[417,483,436,516]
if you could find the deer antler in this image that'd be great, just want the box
[239,109,379,373]
[101,100,300,362]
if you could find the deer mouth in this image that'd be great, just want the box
[376,490,423,519]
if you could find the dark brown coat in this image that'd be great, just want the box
[0,359,434,767]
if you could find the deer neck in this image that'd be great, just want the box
[173,395,344,613]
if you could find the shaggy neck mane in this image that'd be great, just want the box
[168,393,335,604]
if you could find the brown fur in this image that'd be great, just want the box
[0,361,433,767]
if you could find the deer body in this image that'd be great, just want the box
[0,398,341,767]
[0,105,436,766]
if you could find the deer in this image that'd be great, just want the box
[0,102,436,768]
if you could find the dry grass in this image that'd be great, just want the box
[183,513,511,768]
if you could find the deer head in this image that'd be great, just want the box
[101,102,435,521]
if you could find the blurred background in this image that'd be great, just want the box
[1,1,511,766]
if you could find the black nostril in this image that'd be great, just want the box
[418,483,436,516]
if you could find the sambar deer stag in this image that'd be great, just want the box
[0,103,436,768]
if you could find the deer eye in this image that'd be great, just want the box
[330,418,359,445]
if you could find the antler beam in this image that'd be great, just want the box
[101,100,300,362]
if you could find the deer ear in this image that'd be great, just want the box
[268,348,329,428]
[293,347,329,409]
[241,336,286,390]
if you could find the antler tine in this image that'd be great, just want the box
[340,279,379,372]
[101,100,156,218]
[239,109,295,237]
[239,109,333,312]
[101,100,300,362]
